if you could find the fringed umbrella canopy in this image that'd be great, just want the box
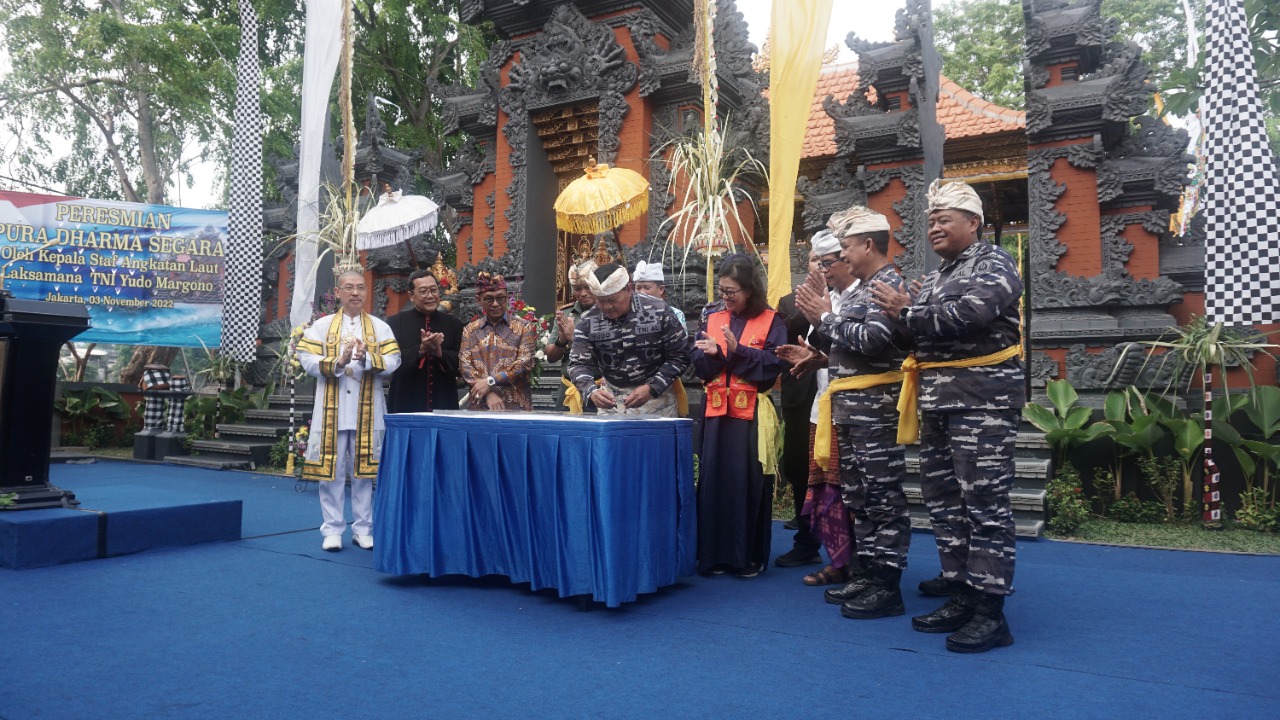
[356,190,439,249]
[553,161,649,235]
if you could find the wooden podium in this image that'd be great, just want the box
[0,293,90,509]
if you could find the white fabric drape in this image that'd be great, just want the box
[292,0,344,329]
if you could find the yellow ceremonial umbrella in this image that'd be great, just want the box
[553,159,650,235]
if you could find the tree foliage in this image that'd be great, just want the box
[933,0,1026,110]
[350,1,495,173]
[0,0,245,204]
[933,0,1277,150]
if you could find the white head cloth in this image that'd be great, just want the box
[587,265,630,297]
[633,260,665,284]
[810,229,841,257]
[828,205,890,237]
[926,179,984,223]
[568,259,598,285]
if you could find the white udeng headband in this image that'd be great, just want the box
[925,179,984,223]
[568,260,598,285]
[633,260,664,283]
[587,266,630,297]
[810,230,841,256]
[829,205,890,236]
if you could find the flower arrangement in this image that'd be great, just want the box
[533,311,559,378]
[291,422,310,462]
[275,419,311,475]
[507,297,553,378]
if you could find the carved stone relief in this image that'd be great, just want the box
[1029,351,1059,388]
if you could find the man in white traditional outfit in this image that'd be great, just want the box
[296,269,402,552]
[632,259,687,330]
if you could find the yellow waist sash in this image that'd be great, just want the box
[813,371,905,471]
[756,392,780,476]
[896,344,1022,445]
[561,376,584,414]
[562,376,689,417]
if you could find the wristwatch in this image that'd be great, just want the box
[486,376,497,387]
[554,337,569,349]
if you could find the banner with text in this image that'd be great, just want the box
[0,190,227,347]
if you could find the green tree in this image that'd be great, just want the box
[1102,0,1193,98]
[933,0,1026,110]
[350,0,495,171]
[0,0,243,204]
[933,0,1200,113]
[1159,0,1279,154]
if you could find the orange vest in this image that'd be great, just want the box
[704,309,776,421]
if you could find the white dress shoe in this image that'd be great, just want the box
[322,534,342,552]
[353,534,374,550]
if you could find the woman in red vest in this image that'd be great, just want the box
[691,254,787,578]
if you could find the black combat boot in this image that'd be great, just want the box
[841,566,905,619]
[823,560,870,605]
[911,584,977,633]
[917,573,950,597]
[946,592,1014,653]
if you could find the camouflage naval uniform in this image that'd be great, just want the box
[567,293,691,417]
[820,264,910,571]
[554,300,591,409]
[899,240,1024,596]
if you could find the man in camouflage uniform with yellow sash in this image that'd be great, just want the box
[872,180,1024,653]
[791,207,912,620]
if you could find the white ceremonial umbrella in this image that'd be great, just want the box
[355,189,439,249]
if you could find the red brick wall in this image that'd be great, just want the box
[865,161,914,263]
[1049,151,1103,277]
[457,20,757,267]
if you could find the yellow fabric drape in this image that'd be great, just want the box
[563,376,686,417]
[561,376,584,414]
[756,392,781,476]
[812,371,906,471]
[672,378,690,418]
[895,345,1023,444]
[767,0,834,306]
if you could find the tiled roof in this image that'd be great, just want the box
[789,64,1026,159]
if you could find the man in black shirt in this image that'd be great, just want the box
[386,269,464,412]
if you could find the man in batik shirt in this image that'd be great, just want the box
[458,272,538,411]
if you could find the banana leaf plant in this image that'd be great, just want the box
[1022,379,1112,469]
[1240,386,1280,509]
[1109,315,1279,527]
[1099,388,1166,502]
[1134,390,1205,517]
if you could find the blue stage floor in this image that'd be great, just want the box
[1,461,1276,719]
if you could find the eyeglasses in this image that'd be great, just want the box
[716,286,741,299]
[339,284,366,292]
[414,286,440,296]
[479,295,508,306]
[818,257,845,269]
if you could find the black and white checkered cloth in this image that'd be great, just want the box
[141,368,170,431]
[166,375,191,434]
[221,0,266,363]
[1203,0,1280,325]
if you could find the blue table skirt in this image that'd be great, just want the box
[374,412,697,607]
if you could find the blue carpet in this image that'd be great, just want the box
[0,461,1275,719]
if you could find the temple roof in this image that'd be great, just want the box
[797,64,1026,159]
